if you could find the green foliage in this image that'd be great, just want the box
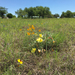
[12,15,16,18]
[15,6,52,19]
[0,6,8,18]
[72,12,75,17]
[60,10,74,18]
[66,10,73,18]
[7,13,13,18]
[53,14,59,18]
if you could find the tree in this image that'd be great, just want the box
[0,6,8,18]
[7,13,13,18]
[66,10,73,18]
[53,14,59,18]
[60,12,66,18]
[12,15,16,18]
[60,10,73,18]
[15,8,28,18]
[72,12,75,18]
[15,6,52,19]
[15,8,23,18]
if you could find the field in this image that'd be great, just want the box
[0,18,75,75]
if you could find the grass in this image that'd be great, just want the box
[0,18,75,75]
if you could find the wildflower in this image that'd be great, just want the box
[31,25,35,30]
[17,59,23,64]
[53,40,55,43]
[31,48,36,53]
[39,34,43,38]
[29,28,32,30]
[38,30,41,32]
[27,32,30,35]
[19,29,22,31]
[20,60,23,64]
[38,49,41,53]
[36,38,43,42]
[41,23,43,24]
[17,59,20,62]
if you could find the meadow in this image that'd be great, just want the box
[0,18,75,75]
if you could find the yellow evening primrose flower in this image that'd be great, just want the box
[17,59,20,62]
[31,48,36,53]
[36,38,43,42]
[39,34,43,38]
[20,60,23,64]
[17,59,23,64]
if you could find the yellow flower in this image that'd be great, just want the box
[29,27,32,30]
[41,23,43,24]
[31,48,36,53]
[17,59,20,62]
[39,34,43,38]
[53,40,55,43]
[36,38,43,42]
[17,59,23,64]
[38,30,41,32]
[19,29,22,31]
[20,60,23,64]
[27,32,30,35]
[31,25,35,30]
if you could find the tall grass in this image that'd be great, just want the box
[0,18,75,75]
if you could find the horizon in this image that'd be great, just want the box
[0,0,75,17]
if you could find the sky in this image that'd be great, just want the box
[0,0,75,17]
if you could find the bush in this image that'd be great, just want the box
[7,13,13,18]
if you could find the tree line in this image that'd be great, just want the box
[0,6,75,19]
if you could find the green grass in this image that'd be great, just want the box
[0,18,75,75]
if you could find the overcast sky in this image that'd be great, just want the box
[0,0,75,17]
